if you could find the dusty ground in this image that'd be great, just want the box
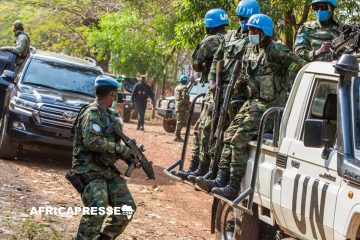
[0,118,214,240]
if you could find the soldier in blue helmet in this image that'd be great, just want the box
[174,75,190,142]
[209,14,306,199]
[71,75,137,240]
[173,8,229,179]
[294,0,342,62]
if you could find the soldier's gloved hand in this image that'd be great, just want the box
[315,41,332,57]
[115,143,133,161]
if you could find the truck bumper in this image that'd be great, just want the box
[157,108,175,118]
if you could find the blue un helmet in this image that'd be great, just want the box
[95,75,120,89]
[246,14,273,37]
[311,0,337,8]
[236,0,261,31]
[204,9,229,28]
[179,75,188,84]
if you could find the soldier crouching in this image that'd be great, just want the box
[70,75,137,240]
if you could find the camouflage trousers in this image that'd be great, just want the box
[175,110,188,133]
[191,91,213,164]
[218,100,266,179]
[76,175,136,240]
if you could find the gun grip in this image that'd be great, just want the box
[125,162,135,177]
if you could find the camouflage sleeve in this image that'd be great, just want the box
[208,40,225,82]
[270,43,307,72]
[82,111,116,154]
[192,35,221,72]
[294,26,315,62]
[3,35,29,57]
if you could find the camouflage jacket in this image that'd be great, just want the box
[191,29,227,82]
[294,17,341,62]
[240,41,307,109]
[72,101,129,179]
[208,28,249,100]
[174,83,189,112]
[2,31,30,65]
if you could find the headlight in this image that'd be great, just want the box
[168,101,175,109]
[9,96,36,114]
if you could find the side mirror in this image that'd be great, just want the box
[304,119,324,148]
[2,70,16,83]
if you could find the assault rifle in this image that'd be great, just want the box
[114,127,155,180]
[331,24,360,59]
[206,59,242,178]
[208,60,224,151]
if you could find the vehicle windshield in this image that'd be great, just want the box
[22,59,100,96]
[189,82,208,95]
[355,78,360,150]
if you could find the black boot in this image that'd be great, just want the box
[195,170,229,192]
[187,162,210,183]
[211,176,241,200]
[174,131,183,142]
[96,233,112,240]
[172,157,199,180]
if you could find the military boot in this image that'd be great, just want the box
[171,156,199,180]
[174,131,184,142]
[195,170,229,192]
[211,175,242,200]
[187,162,210,183]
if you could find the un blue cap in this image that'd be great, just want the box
[95,75,120,89]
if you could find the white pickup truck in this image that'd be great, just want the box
[165,54,360,240]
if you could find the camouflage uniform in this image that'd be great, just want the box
[190,30,227,168]
[218,41,306,180]
[1,30,30,71]
[294,17,341,62]
[72,101,136,240]
[174,83,190,135]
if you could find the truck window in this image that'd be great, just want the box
[310,81,337,118]
[355,79,360,149]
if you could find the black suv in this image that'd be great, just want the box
[0,50,103,159]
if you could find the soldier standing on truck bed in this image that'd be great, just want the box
[174,75,190,142]
[195,0,261,190]
[172,8,229,180]
[0,20,30,72]
[207,14,307,200]
[294,0,341,62]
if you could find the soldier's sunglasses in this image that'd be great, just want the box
[312,3,328,11]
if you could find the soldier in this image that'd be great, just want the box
[294,0,341,62]
[173,9,229,179]
[131,75,155,130]
[195,0,261,189]
[0,20,30,72]
[204,14,306,199]
[71,75,137,240]
[174,75,190,142]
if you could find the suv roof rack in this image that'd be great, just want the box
[84,56,97,67]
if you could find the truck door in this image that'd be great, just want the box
[280,78,340,240]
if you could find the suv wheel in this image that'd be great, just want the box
[163,118,176,133]
[0,114,17,160]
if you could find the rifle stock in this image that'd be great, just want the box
[209,60,242,176]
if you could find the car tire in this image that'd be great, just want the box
[163,118,176,133]
[0,114,17,160]
[215,200,259,240]
[123,109,131,123]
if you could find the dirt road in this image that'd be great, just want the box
[0,121,214,240]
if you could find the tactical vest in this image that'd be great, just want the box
[223,30,249,73]
[242,42,289,106]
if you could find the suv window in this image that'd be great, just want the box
[189,82,208,96]
[355,79,360,149]
[22,59,100,96]
[310,81,337,118]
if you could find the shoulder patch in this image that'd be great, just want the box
[295,33,306,45]
[92,123,101,133]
